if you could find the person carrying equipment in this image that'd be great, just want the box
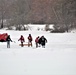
[27,34,33,47]
[18,35,25,47]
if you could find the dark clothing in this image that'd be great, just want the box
[6,35,12,48]
[6,36,12,42]
[38,36,47,48]
[28,34,33,47]
[38,38,41,45]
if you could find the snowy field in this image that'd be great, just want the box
[0,30,76,75]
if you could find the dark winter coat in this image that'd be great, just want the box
[6,35,12,48]
[6,35,12,42]
[38,36,47,46]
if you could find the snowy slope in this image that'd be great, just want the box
[0,30,76,75]
[26,24,46,31]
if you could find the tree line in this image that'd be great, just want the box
[0,0,76,32]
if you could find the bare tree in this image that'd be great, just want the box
[0,0,5,28]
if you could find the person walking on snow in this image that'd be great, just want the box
[38,36,47,48]
[35,36,40,48]
[6,35,12,48]
[18,35,25,47]
[27,34,33,47]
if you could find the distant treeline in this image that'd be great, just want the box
[0,0,76,32]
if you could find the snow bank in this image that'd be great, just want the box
[25,24,46,31]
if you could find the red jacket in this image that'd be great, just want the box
[28,36,32,42]
[18,36,25,42]
[35,37,39,43]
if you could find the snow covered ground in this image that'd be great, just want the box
[0,29,76,75]
[26,24,46,31]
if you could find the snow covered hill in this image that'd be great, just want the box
[25,24,54,31]
[25,24,46,31]
[1,24,54,31]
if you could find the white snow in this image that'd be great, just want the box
[0,29,76,75]
[71,29,76,33]
[49,24,54,29]
[26,24,46,31]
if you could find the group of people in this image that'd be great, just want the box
[35,36,47,48]
[18,34,33,47]
[6,34,47,48]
